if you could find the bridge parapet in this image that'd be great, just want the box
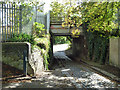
[50,24,83,36]
[50,16,84,36]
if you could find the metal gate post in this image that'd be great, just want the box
[19,5,22,34]
[23,50,27,76]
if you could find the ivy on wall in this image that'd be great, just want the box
[83,22,109,64]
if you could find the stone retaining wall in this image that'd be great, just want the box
[72,35,88,60]
[2,42,44,76]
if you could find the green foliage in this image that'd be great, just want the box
[34,34,52,70]
[4,1,43,5]
[85,28,109,64]
[100,38,108,64]
[13,2,44,33]
[54,36,71,45]
[50,1,65,20]
[51,1,120,37]
[14,3,34,30]
[7,33,36,45]
[80,2,119,64]
[81,2,119,36]
[93,36,102,62]
[32,22,46,37]
[81,2,119,34]
[21,4,33,26]
[87,32,94,60]
[50,0,82,37]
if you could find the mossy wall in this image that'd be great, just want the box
[34,35,53,70]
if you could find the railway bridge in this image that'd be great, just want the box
[49,17,84,57]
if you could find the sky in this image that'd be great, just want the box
[0,0,52,13]
[1,0,118,13]
[44,0,53,13]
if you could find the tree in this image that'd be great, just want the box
[81,2,119,36]
[50,0,120,37]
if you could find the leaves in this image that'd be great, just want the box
[7,33,36,45]
[32,22,45,37]
[50,1,119,37]
[81,2,119,35]
[71,29,81,37]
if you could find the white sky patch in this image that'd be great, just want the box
[1,0,119,2]
[44,0,53,14]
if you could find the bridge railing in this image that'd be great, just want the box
[50,16,65,24]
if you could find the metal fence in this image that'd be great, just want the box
[0,2,22,42]
[0,2,50,42]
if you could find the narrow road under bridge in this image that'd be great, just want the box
[53,44,119,88]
